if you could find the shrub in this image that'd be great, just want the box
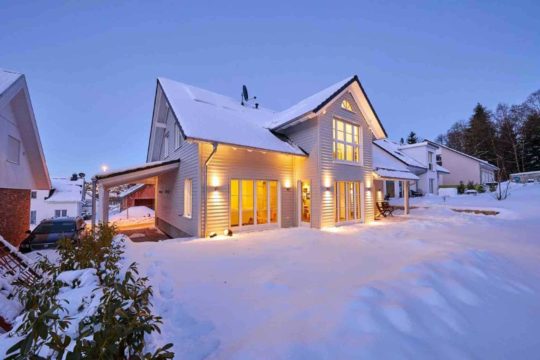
[475,184,486,193]
[6,224,174,359]
[466,181,475,190]
[457,181,466,194]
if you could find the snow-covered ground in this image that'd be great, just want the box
[109,205,154,228]
[123,183,540,359]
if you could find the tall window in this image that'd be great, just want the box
[163,134,169,158]
[333,119,360,163]
[335,181,362,222]
[429,179,435,194]
[30,210,37,225]
[341,100,354,112]
[230,179,279,228]
[7,136,20,164]
[174,123,181,149]
[184,179,192,218]
[428,152,434,170]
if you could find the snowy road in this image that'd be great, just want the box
[125,184,540,359]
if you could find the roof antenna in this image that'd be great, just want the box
[241,85,257,107]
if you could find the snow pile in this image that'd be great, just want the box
[121,183,540,358]
[110,206,155,227]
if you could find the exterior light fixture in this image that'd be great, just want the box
[366,186,372,191]
[284,180,291,191]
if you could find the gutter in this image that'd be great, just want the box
[201,142,218,237]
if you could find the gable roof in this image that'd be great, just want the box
[372,144,419,181]
[373,139,427,169]
[0,68,51,190]
[46,178,84,203]
[436,143,498,170]
[158,78,305,156]
[0,69,22,96]
[268,75,388,139]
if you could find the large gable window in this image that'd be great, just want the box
[7,136,21,164]
[333,118,361,163]
[341,99,354,112]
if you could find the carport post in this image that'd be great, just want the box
[404,181,410,215]
[91,178,97,233]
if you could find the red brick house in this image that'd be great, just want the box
[119,184,155,211]
[0,69,51,245]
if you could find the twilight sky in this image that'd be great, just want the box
[1,1,539,177]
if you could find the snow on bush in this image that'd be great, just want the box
[0,225,174,359]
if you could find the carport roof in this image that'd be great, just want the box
[93,159,180,187]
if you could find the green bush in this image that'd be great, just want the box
[457,181,466,194]
[7,224,174,360]
[466,181,475,190]
[475,184,486,193]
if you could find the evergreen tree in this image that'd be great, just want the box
[406,131,418,144]
[521,112,540,171]
[464,103,497,165]
[400,137,405,145]
[445,121,467,151]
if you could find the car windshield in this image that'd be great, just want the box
[34,222,76,234]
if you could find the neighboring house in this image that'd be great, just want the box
[119,184,155,211]
[0,69,51,245]
[510,170,540,183]
[373,139,449,197]
[94,75,410,238]
[436,143,498,186]
[30,177,85,229]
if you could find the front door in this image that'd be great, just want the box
[299,180,311,226]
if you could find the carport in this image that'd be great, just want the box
[91,159,180,232]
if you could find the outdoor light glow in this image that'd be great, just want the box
[284,179,291,189]
[101,164,108,172]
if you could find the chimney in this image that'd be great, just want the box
[255,103,259,109]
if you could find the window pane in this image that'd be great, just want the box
[337,143,345,160]
[256,180,268,224]
[337,130,344,141]
[348,182,355,220]
[337,120,344,133]
[230,180,239,227]
[354,146,359,163]
[346,145,353,161]
[353,127,359,144]
[355,182,361,220]
[338,182,346,222]
[269,181,278,223]
[242,180,254,226]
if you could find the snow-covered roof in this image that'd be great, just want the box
[158,78,305,156]
[436,164,450,174]
[372,144,419,181]
[398,140,439,150]
[0,68,22,96]
[267,77,354,128]
[46,178,84,203]
[94,159,180,180]
[436,143,498,170]
[267,76,388,139]
[373,139,426,169]
[118,184,146,198]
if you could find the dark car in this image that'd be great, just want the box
[19,217,86,253]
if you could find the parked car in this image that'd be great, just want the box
[19,217,86,253]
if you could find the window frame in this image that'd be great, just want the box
[30,210,37,225]
[174,123,181,150]
[332,118,362,165]
[163,133,169,159]
[31,191,37,199]
[335,181,363,224]
[229,178,280,231]
[428,151,434,171]
[341,99,355,113]
[183,178,192,219]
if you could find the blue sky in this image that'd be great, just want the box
[1,1,538,177]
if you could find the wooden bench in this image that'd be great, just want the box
[376,201,395,218]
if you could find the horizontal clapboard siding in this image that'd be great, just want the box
[317,92,375,227]
[201,143,295,236]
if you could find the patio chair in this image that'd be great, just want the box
[376,201,395,218]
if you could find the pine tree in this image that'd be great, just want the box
[400,137,404,145]
[464,103,497,165]
[521,112,540,171]
[406,131,418,144]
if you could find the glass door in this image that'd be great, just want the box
[299,181,311,225]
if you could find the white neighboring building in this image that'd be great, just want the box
[373,139,449,197]
[30,177,85,229]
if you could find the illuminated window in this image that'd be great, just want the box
[184,179,192,218]
[335,181,362,222]
[333,118,361,163]
[230,179,279,228]
[341,99,354,112]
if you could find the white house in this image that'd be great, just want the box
[436,143,498,186]
[30,177,85,229]
[0,68,51,244]
[373,139,449,197]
